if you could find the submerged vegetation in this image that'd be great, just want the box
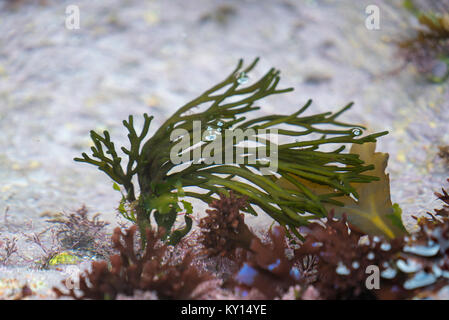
[227,181,449,300]
[56,180,449,300]
[277,142,406,239]
[54,226,215,300]
[2,0,449,302]
[198,191,255,257]
[20,58,449,300]
[75,58,388,244]
[46,206,111,259]
[69,59,441,300]
[399,0,449,82]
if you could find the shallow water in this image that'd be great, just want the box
[0,0,448,298]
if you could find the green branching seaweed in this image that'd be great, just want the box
[75,58,388,244]
[77,114,153,203]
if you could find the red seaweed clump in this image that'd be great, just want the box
[230,226,303,299]
[295,211,403,299]
[199,191,256,258]
[54,226,214,300]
